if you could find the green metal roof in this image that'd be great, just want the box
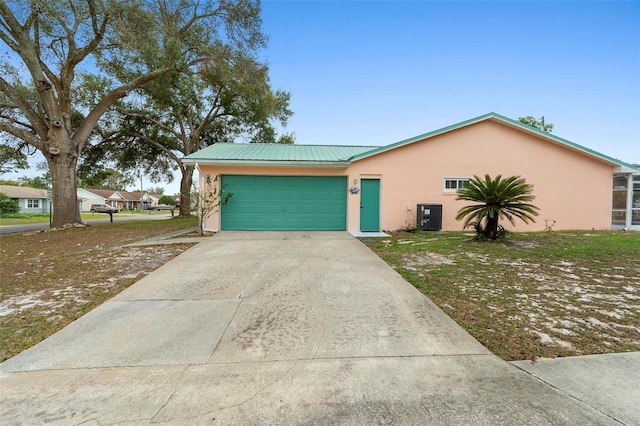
[183,143,378,163]
[351,112,638,172]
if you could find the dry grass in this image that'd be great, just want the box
[0,218,198,362]
[366,231,640,361]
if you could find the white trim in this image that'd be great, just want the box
[442,177,471,193]
[27,199,41,208]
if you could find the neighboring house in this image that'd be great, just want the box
[0,185,50,214]
[77,188,111,211]
[184,112,639,233]
[77,188,155,211]
[148,193,162,207]
[77,188,121,211]
[119,191,154,210]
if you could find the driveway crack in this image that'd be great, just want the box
[300,268,326,359]
[149,364,190,423]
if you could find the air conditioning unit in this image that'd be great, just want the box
[417,204,442,231]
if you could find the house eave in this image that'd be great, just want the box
[182,159,351,169]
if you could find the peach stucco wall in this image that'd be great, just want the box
[197,119,615,232]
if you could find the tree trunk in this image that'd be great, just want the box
[179,164,194,217]
[47,143,82,228]
[486,215,499,240]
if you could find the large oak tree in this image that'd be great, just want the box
[85,46,293,217]
[0,0,264,227]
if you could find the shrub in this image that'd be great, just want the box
[455,174,539,240]
[0,192,19,215]
[158,195,176,205]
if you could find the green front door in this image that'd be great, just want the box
[360,179,380,231]
[221,175,347,230]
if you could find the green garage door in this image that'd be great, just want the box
[221,175,347,230]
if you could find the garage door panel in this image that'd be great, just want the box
[221,175,347,230]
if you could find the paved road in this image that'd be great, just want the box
[0,212,174,234]
[0,232,633,424]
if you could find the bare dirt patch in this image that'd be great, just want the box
[0,218,197,362]
[369,231,640,361]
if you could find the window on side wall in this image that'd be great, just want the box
[27,199,40,208]
[443,178,470,193]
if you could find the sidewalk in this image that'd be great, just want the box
[512,352,640,425]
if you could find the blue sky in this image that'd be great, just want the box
[260,0,639,162]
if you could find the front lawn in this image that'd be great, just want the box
[0,212,103,225]
[366,231,640,361]
[0,217,198,362]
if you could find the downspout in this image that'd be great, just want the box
[626,174,633,230]
[195,162,203,232]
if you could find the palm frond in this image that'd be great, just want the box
[455,174,540,240]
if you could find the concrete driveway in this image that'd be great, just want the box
[0,232,624,424]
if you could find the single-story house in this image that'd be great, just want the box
[183,112,640,233]
[119,191,154,210]
[77,188,112,211]
[0,185,50,214]
[77,188,155,211]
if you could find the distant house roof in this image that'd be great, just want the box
[119,191,151,201]
[0,185,48,199]
[183,113,638,173]
[183,143,377,167]
[81,188,118,199]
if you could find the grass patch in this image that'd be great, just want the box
[0,217,198,362]
[0,211,172,225]
[0,213,110,226]
[367,231,640,361]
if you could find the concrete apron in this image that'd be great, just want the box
[0,232,619,425]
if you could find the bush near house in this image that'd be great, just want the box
[455,174,539,240]
[0,192,19,215]
[157,195,176,205]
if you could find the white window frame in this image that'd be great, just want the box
[27,199,40,208]
[443,177,471,193]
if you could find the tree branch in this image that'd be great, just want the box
[0,113,35,132]
[127,130,184,168]
[179,3,224,36]
[118,109,185,142]
[67,4,108,69]
[0,120,42,150]
[0,2,22,51]
[194,102,218,138]
[73,67,172,149]
[0,75,48,138]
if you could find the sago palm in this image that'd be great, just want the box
[455,174,539,240]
